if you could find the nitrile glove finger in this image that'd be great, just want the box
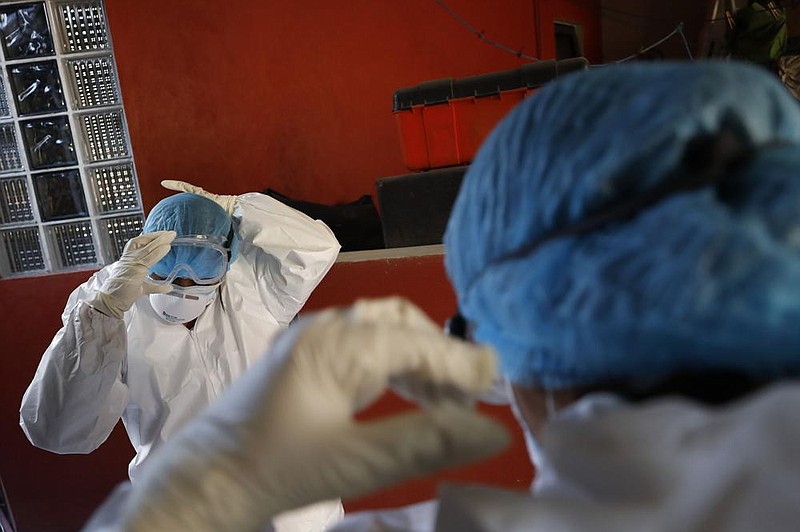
[295,309,498,411]
[124,230,175,251]
[89,231,177,318]
[306,405,509,506]
[160,179,205,195]
[347,297,445,335]
[160,180,237,215]
[119,231,176,268]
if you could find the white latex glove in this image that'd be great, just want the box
[161,179,237,216]
[88,231,176,319]
[114,297,509,532]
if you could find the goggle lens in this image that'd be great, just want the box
[147,236,230,285]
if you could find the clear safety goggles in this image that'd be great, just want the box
[147,234,230,286]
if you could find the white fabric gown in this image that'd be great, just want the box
[334,383,800,532]
[20,192,343,531]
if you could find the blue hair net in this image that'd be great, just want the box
[143,192,238,280]
[445,61,800,389]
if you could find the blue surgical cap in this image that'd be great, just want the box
[142,192,238,280]
[445,61,800,389]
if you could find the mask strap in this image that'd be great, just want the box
[224,223,235,262]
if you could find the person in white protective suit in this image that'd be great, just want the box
[83,60,800,531]
[19,180,344,531]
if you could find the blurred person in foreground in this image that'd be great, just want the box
[85,60,800,531]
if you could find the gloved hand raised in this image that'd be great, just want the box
[161,180,237,216]
[114,298,509,531]
[89,231,176,319]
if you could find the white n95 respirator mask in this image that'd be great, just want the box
[149,283,219,324]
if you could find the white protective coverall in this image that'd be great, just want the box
[19,192,343,530]
[332,383,800,532]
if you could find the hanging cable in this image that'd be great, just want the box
[434,1,693,66]
[434,0,539,61]
[677,23,695,60]
[613,23,694,63]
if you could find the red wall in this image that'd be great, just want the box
[0,272,135,531]
[0,1,599,529]
[107,0,601,209]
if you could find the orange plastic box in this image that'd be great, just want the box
[393,57,588,171]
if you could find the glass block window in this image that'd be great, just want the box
[0,0,143,278]
[0,226,45,273]
[32,169,88,221]
[0,123,22,172]
[57,1,108,53]
[7,60,66,115]
[0,77,10,117]
[89,163,138,213]
[46,219,95,267]
[79,110,128,162]
[97,213,142,262]
[0,2,54,60]
[20,116,78,169]
[0,176,34,223]
[66,55,118,108]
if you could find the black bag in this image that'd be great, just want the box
[376,165,467,248]
[263,189,384,251]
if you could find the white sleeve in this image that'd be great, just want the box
[231,192,340,326]
[19,268,129,454]
[327,500,439,532]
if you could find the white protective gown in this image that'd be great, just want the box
[332,383,800,532]
[19,192,343,530]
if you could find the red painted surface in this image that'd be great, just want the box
[105,0,601,211]
[0,1,599,529]
[0,271,133,531]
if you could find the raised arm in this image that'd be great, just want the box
[19,232,174,453]
[233,192,340,324]
[20,295,130,453]
[161,180,340,326]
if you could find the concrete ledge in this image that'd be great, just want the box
[336,244,444,263]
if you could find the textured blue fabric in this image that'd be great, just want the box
[444,61,800,388]
[142,193,237,281]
